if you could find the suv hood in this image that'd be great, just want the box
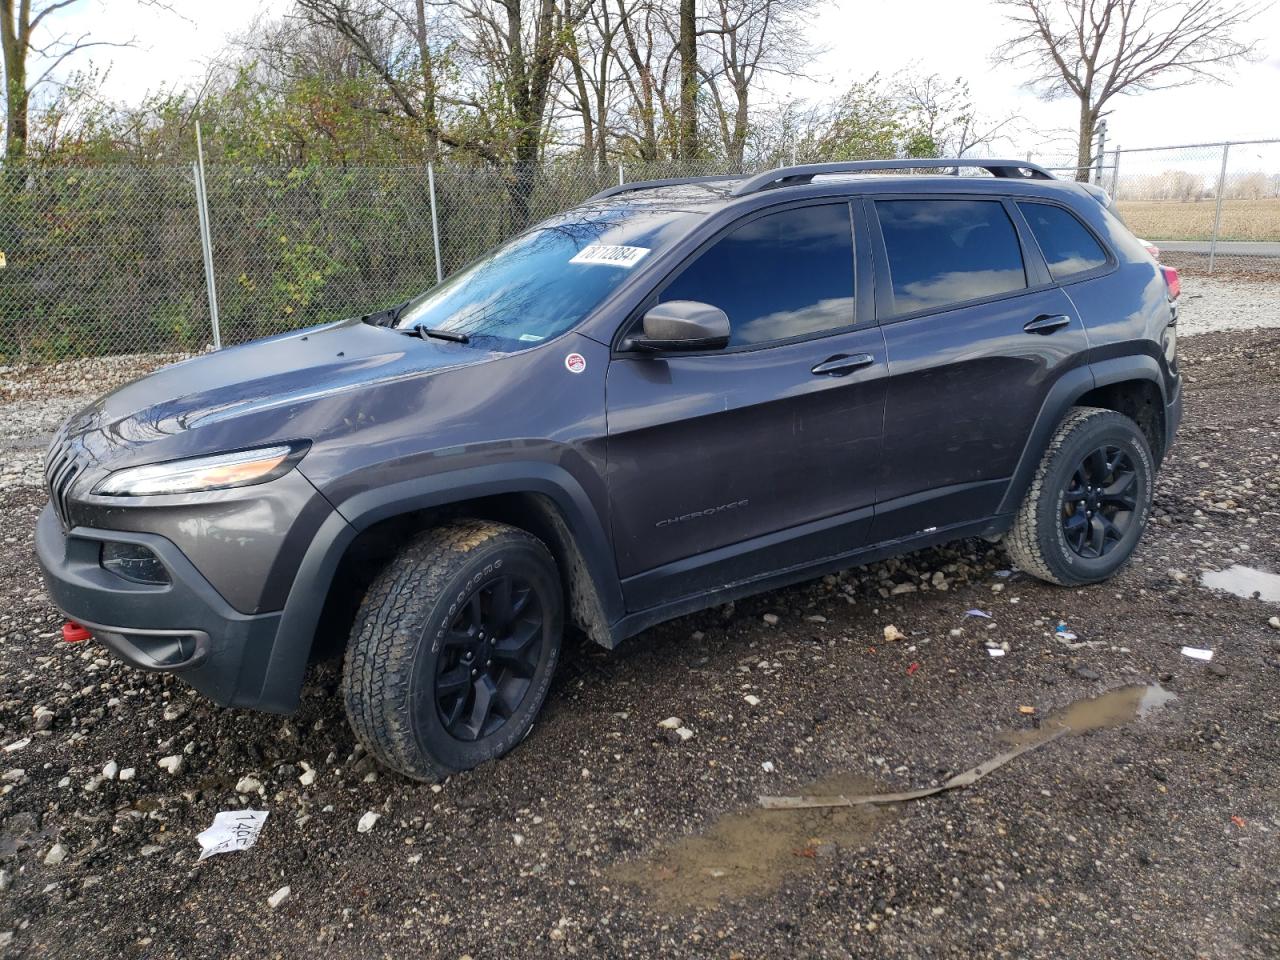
[60,318,490,466]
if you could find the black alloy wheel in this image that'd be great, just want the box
[1060,444,1139,559]
[434,574,544,742]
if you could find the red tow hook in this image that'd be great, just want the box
[62,621,92,644]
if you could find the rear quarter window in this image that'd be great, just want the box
[875,199,1027,316]
[1017,201,1109,280]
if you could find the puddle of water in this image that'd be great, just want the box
[1004,684,1175,747]
[1201,565,1280,603]
[610,773,895,910]
[616,686,1175,911]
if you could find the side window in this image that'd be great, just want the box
[659,203,855,346]
[1017,201,1109,280]
[875,199,1026,315]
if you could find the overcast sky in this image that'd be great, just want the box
[40,0,1280,160]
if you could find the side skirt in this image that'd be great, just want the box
[608,513,1014,645]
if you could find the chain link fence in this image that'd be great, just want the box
[1105,139,1280,278]
[1,146,1275,365]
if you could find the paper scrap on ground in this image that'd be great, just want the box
[965,609,992,619]
[1181,646,1214,661]
[987,648,1006,658]
[759,728,1068,811]
[197,810,269,860]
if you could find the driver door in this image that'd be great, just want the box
[605,200,887,610]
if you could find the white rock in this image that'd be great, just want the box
[1269,616,1280,631]
[762,613,780,626]
[883,625,907,643]
[299,767,317,787]
[235,776,263,794]
[761,761,775,773]
[102,761,119,780]
[44,843,67,866]
[2,737,30,754]
[657,717,683,730]
[118,767,136,782]
[675,726,694,741]
[513,833,525,846]
[267,885,291,909]
[407,853,422,864]
[157,755,183,775]
[357,812,380,833]
[743,694,761,707]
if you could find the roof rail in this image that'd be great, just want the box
[729,159,1055,196]
[586,174,742,203]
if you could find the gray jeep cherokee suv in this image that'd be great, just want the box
[37,158,1182,781]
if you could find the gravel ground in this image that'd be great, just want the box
[1173,275,1280,336]
[1,324,1279,959]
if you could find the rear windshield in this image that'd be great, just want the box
[396,205,702,351]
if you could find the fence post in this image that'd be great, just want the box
[193,123,222,350]
[1093,119,1106,184]
[427,162,443,285]
[1208,143,1230,275]
[618,162,625,186]
[1110,146,1121,198]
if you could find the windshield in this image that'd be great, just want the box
[396,204,703,350]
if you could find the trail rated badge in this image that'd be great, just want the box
[564,352,586,374]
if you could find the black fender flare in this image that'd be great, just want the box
[251,462,622,713]
[996,356,1167,516]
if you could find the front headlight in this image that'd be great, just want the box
[92,443,308,497]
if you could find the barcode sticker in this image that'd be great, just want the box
[570,244,650,268]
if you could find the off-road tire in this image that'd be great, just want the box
[1005,406,1154,586]
[342,519,563,782]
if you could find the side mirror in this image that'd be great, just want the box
[632,300,731,352]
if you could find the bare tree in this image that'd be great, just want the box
[995,0,1264,180]
[698,0,815,166]
[1,0,140,160]
[677,0,696,158]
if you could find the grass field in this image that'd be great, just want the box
[1115,197,1280,242]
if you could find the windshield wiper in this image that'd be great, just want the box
[414,326,469,344]
[360,299,411,327]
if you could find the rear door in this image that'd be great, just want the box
[605,200,887,609]
[867,194,1089,542]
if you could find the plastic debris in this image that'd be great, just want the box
[1018,705,1036,715]
[906,662,920,676]
[965,609,992,619]
[197,810,268,860]
[987,648,1006,658]
[1054,622,1078,642]
[1180,646,1214,661]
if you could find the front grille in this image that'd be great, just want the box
[44,433,87,530]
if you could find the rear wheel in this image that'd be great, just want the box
[342,519,562,782]
[1005,406,1154,586]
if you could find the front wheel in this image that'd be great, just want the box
[1005,406,1155,586]
[342,519,563,782]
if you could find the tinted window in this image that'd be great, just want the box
[1018,201,1109,280]
[659,203,854,346]
[876,200,1026,315]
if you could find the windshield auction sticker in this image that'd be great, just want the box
[569,244,650,268]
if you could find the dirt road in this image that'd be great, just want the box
[1,327,1278,959]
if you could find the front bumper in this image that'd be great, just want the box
[35,505,288,710]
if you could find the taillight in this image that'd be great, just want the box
[1161,265,1180,301]
[1144,242,1161,260]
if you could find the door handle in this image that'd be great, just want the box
[811,353,876,376]
[1023,314,1072,334]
